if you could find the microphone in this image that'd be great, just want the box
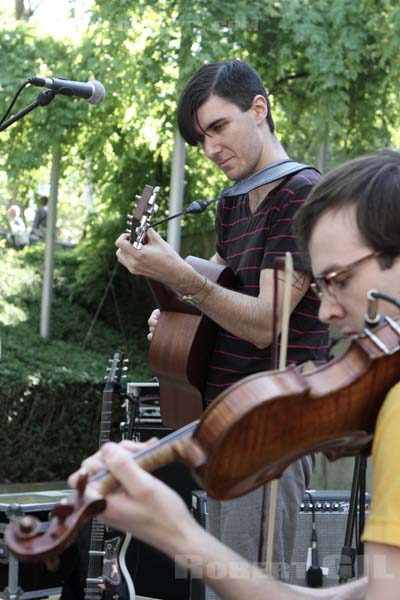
[304,492,323,588]
[28,77,106,105]
[184,198,219,214]
[306,525,323,587]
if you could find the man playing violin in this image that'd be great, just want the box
[115,58,328,583]
[71,149,400,599]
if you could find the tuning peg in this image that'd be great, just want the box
[135,194,141,200]
[123,358,129,364]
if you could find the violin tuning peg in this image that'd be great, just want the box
[15,515,42,539]
[123,358,129,364]
[135,195,141,200]
[121,374,127,379]
[122,366,128,371]
[127,213,133,219]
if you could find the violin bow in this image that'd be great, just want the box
[265,252,293,575]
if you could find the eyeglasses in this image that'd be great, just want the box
[310,251,381,303]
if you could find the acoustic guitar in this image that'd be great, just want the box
[147,258,234,429]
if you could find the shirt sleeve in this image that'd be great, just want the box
[362,381,400,546]
[261,170,319,273]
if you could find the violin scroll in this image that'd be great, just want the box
[5,471,107,563]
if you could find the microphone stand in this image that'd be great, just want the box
[0,89,56,132]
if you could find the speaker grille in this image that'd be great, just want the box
[191,489,370,593]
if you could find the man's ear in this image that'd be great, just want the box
[251,94,268,124]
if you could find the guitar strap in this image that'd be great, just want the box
[220,159,320,197]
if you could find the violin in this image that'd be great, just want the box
[5,314,400,563]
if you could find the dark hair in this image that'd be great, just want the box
[40,195,48,206]
[295,149,400,265]
[177,59,275,145]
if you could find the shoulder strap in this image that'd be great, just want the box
[220,159,320,197]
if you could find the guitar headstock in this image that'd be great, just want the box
[104,351,127,393]
[127,184,160,249]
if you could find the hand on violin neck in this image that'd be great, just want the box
[91,442,195,556]
[68,439,155,490]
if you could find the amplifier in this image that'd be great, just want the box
[191,489,370,597]
[289,489,370,586]
[0,484,71,600]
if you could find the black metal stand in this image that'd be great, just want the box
[338,453,368,583]
[120,385,140,441]
[0,90,55,132]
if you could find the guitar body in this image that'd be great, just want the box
[148,256,235,429]
[102,532,134,600]
[85,526,134,600]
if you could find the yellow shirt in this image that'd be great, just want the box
[363,382,400,546]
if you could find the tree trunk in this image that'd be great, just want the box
[15,0,25,19]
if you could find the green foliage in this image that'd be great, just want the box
[0,245,151,482]
[246,0,400,164]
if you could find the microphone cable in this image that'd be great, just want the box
[0,79,30,127]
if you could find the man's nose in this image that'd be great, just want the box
[203,135,222,159]
[318,294,345,324]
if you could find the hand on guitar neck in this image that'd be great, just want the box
[116,227,205,296]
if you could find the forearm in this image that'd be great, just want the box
[132,249,275,347]
[196,282,274,348]
[116,232,305,347]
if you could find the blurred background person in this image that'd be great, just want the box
[6,204,28,247]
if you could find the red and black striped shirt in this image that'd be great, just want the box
[205,168,329,403]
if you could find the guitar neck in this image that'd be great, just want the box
[99,388,113,446]
[86,353,124,598]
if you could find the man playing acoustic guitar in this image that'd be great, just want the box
[115,59,328,583]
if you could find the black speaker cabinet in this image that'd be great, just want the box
[0,485,70,599]
[190,489,370,597]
